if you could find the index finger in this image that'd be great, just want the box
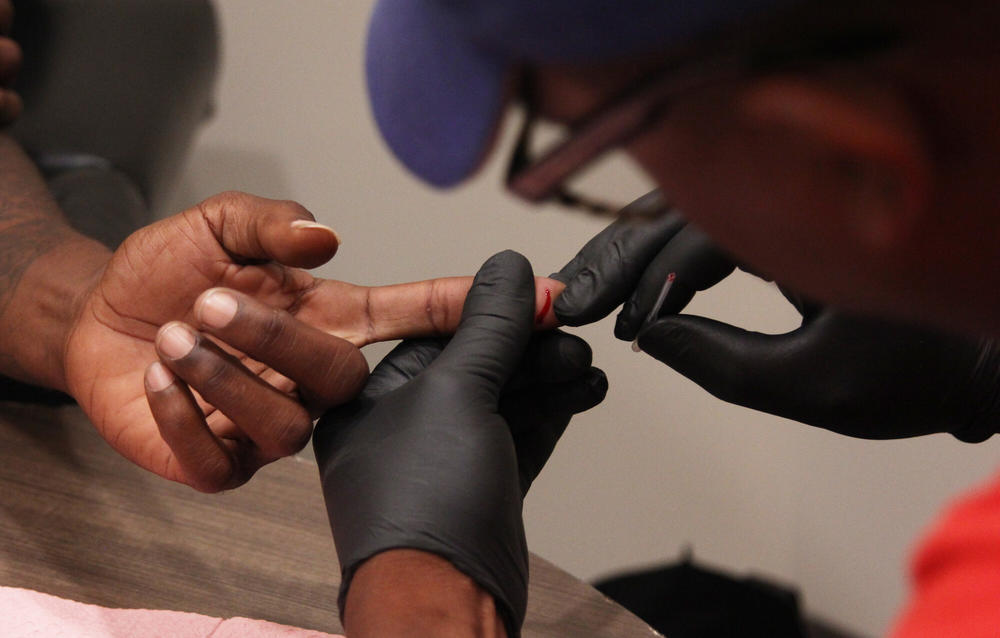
[360,274,566,346]
[300,273,565,348]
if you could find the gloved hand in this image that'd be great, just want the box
[314,251,608,637]
[553,191,999,442]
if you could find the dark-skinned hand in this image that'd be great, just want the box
[64,192,565,493]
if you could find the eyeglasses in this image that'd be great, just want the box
[504,20,903,219]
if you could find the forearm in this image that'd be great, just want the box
[0,134,110,391]
[344,550,507,638]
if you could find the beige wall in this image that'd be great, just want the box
[164,2,1000,635]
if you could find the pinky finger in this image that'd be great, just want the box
[144,361,239,493]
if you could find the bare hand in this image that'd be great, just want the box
[64,192,563,492]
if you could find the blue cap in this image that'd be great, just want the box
[366,0,797,188]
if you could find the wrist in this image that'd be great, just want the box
[0,133,113,392]
[343,549,508,638]
[0,233,110,392]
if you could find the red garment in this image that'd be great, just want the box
[890,470,1000,638]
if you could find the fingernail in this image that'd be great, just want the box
[145,361,175,392]
[158,323,196,359]
[199,289,238,329]
[291,219,341,244]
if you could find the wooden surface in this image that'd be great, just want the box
[0,401,658,637]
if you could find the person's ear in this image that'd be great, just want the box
[738,75,932,250]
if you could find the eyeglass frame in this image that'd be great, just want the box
[504,20,904,218]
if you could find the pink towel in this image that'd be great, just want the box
[0,586,344,638]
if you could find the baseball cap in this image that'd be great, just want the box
[365,0,798,188]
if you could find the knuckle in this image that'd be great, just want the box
[189,466,232,493]
[195,191,254,236]
[199,190,252,220]
[208,190,252,208]
[185,350,238,396]
[180,454,236,494]
[254,307,293,352]
[270,408,313,456]
[426,279,452,335]
[314,347,369,405]
[278,199,313,221]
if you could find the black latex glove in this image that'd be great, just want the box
[553,191,999,442]
[314,251,608,637]
[552,190,735,336]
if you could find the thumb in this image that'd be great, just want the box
[638,315,795,414]
[362,339,446,398]
[615,227,736,340]
[552,201,685,326]
[195,191,341,268]
[432,250,535,392]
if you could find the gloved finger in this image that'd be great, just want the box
[615,226,736,340]
[193,288,369,413]
[637,315,795,416]
[776,284,824,321]
[503,368,608,494]
[190,191,341,269]
[155,321,313,460]
[431,250,535,393]
[144,361,243,493]
[552,190,671,283]
[505,330,593,392]
[551,191,686,326]
[308,338,446,455]
[362,338,448,398]
[502,367,609,432]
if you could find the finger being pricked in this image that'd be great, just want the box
[348,275,567,346]
[144,361,245,492]
[154,320,315,462]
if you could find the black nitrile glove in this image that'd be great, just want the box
[552,190,734,335]
[554,191,999,442]
[314,251,608,637]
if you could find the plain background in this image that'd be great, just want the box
[161,2,1000,636]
